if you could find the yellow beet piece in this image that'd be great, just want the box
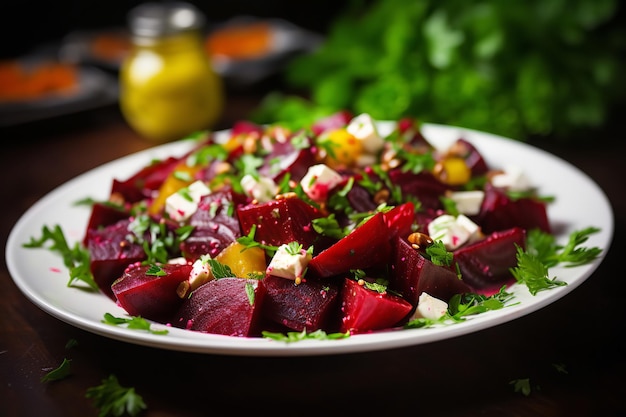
[149,162,200,215]
[319,128,363,168]
[215,241,267,278]
[437,157,471,186]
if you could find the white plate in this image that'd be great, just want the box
[6,123,613,356]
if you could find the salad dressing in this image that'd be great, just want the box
[119,2,223,142]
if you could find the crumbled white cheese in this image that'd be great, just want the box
[411,292,448,320]
[491,165,532,192]
[189,255,212,290]
[448,190,485,216]
[346,113,385,154]
[165,180,211,222]
[428,214,481,250]
[300,164,343,202]
[240,174,277,203]
[266,243,312,281]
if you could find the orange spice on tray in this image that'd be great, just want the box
[205,21,273,59]
[0,60,78,101]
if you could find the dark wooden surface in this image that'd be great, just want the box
[1,93,625,417]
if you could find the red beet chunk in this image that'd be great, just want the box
[261,275,340,332]
[455,138,489,176]
[171,278,266,337]
[477,183,551,234]
[111,156,181,203]
[382,202,416,240]
[308,212,392,278]
[258,136,317,183]
[180,190,242,260]
[82,202,129,246]
[112,263,192,322]
[86,219,146,299]
[237,196,324,249]
[339,278,412,334]
[388,169,449,210]
[391,237,472,306]
[454,227,526,292]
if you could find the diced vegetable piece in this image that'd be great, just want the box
[391,237,472,306]
[215,241,266,278]
[82,202,129,246]
[261,275,340,332]
[180,190,242,260]
[86,219,146,299]
[339,278,412,334]
[149,161,201,215]
[308,212,391,278]
[477,183,550,234]
[453,227,526,293]
[111,263,193,321]
[388,169,449,210]
[171,278,266,337]
[111,156,181,204]
[237,196,324,249]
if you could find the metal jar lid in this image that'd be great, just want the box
[128,2,205,38]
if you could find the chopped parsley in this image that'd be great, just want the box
[86,374,147,417]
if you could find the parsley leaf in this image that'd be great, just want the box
[102,313,168,335]
[262,329,350,342]
[86,374,147,417]
[510,244,567,295]
[23,224,98,290]
[41,358,72,383]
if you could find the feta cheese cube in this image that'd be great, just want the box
[412,292,448,320]
[266,243,312,282]
[346,113,385,153]
[428,214,481,250]
[240,174,277,203]
[491,164,532,192]
[300,164,343,202]
[448,190,485,216]
[189,255,212,290]
[165,180,211,222]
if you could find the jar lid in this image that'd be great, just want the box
[128,2,205,38]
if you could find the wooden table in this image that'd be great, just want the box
[1,95,625,417]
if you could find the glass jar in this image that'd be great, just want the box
[119,2,224,142]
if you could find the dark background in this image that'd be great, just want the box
[1,0,354,59]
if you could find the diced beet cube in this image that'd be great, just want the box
[388,169,449,210]
[382,202,416,240]
[231,120,265,137]
[308,212,391,278]
[261,275,340,332]
[82,202,129,246]
[455,138,489,176]
[86,219,146,299]
[453,227,526,293]
[339,278,412,334]
[258,136,317,183]
[112,263,192,321]
[180,190,243,260]
[477,183,551,234]
[237,196,324,249]
[391,237,472,306]
[111,156,181,203]
[171,278,266,337]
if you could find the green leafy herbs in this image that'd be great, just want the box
[510,227,602,295]
[41,358,72,383]
[236,224,279,256]
[510,378,533,397]
[126,214,192,264]
[86,375,147,417]
[252,0,624,141]
[206,259,235,279]
[262,329,350,342]
[405,286,516,329]
[102,313,168,335]
[23,224,98,290]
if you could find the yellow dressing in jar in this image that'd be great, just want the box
[120,2,224,142]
